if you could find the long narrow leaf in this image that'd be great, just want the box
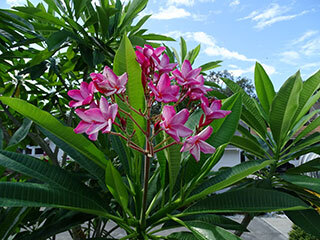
[254,62,275,114]
[269,71,303,146]
[0,97,107,169]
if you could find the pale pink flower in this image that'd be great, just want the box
[201,97,231,125]
[187,74,212,100]
[90,66,127,96]
[172,60,201,86]
[68,82,95,107]
[148,74,180,103]
[154,54,178,75]
[74,97,118,141]
[160,105,193,142]
[136,45,166,70]
[180,126,215,162]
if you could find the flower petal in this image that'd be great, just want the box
[161,105,176,121]
[198,126,213,141]
[199,140,216,154]
[170,109,189,125]
[74,121,91,134]
[190,144,201,162]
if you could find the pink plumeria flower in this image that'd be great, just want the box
[136,45,166,69]
[187,74,212,100]
[90,66,127,96]
[148,74,180,103]
[201,97,231,125]
[172,60,201,86]
[181,126,215,162]
[68,82,95,107]
[74,97,118,141]
[154,53,178,75]
[160,105,193,142]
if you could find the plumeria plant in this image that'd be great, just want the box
[0,35,313,240]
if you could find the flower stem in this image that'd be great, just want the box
[154,141,178,153]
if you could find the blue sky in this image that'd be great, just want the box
[2,0,320,90]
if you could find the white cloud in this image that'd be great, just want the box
[167,0,195,6]
[302,62,320,70]
[239,3,308,29]
[292,30,318,45]
[301,37,320,56]
[229,0,240,7]
[280,51,300,65]
[6,0,25,6]
[151,5,191,19]
[205,46,256,62]
[230,64,276,76]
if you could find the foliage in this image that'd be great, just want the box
[224,62,320,238]
[207,70,256,99]
[0,31,315,239]
[289,225,320,240]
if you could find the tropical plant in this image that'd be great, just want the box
[223,62,320,238]
[0,35,314,239]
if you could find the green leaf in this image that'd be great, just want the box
[188,44,200,65]
[291,132,320,154]
[281,174,320,194]
[0,207,30,240]
[120,0,148,30]
[0,97,107,169]
[96,6,109,40]
[141,34,175,41]
[163,214,247,232]
[185,221,242,240]
[39,127,106,188]
[28,50,54,67]
[180,37,187,62]
[13,6,65,27]
[105,161,129,210]
[7,118,32,148]
[113,35,145,147]
[285,209,320,238]
[164,138,181,198]
[186,188,310,215]
[0,182,107,216]
[210,93,242,148]
[222,77,266,137]
[129,14,151,35]
[269,71,303,146]
[0,150,105,203]
[294,115,320,144]
[293,70,320,124]
[230,135,266,158]
[199,61,222,72]
[46,29,76,50]
[189,160,272,201]
[74,0,88,19]
[15,210,93,240]
[168,232,198,240]
[287,158,320,174]
[254,62,275,114]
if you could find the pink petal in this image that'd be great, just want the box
[158,74,171,92]
[80,82,90,97]
[85,108,105,122]
[154,46,166,56]
[68,90,83,101]
[165,128,180,142]
[86,122,108,135]
[176,125,193,138]
[161,105,176,121]
[198,126,213,141]
[102,119,113,133]
[88,132,98,141]
[75,109,92,122]
[199,140,216,154]
[103,66,118,85]
[186,68,201,79]
[108,104,118,122]
[74,121,91,134]
[69,100,82,108]
[118,73,128,87]
[170,109,189,125]
[181,60,192,76]
[190,144,201,162]
[210,100,222,111]
[99,96,110,116]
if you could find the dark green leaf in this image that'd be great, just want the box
[281,174,320,194]
[7,118,32,148]
[199,61,222,72]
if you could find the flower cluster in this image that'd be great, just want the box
[68,44,231,161]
